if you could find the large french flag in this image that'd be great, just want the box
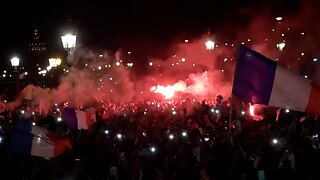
[233,46,320,113]
[11,118,72,158]
[63,108,96,130]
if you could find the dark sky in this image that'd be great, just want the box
[0,0,301,67]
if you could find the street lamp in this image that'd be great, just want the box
[205,40,215,50]
[10,57,20,96]
[61,34,77,54]
[48,58,62,67]
[47,57,62,87]
[10,57,20,67]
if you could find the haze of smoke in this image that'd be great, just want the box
[9,49,135,113]
[4,0,320,113]
[143,35,234,99]
[232,1,320,80]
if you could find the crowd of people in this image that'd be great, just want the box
[0,96,320,180]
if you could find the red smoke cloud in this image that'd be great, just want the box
[2,0,320,113]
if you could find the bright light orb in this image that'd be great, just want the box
[272,138,278,144]
[182,132,187,137]
[276,42,286,51]
[150,147,156,152]
[169,134,174,139]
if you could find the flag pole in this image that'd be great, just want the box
[229,95,233,146]
[228,45,243,146]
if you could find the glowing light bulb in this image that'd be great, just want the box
[276,42,286,51]
[272,138,278,144]
[182,132,187,137]
[150,146,156,152]
[169,134,174,139]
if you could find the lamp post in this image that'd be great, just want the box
[205,40,215,50]
[47,57,62,87]
[61,34,77,54]
[48,57,62,68]
[10,57,20,96]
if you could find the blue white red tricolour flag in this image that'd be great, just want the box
[233,45,320,113]
[11,118,72,158]
[63,108,96,130]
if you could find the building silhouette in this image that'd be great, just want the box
[28,29,47,53]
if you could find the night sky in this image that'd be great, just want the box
[0,0,319,104]
[0,0,306,67]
